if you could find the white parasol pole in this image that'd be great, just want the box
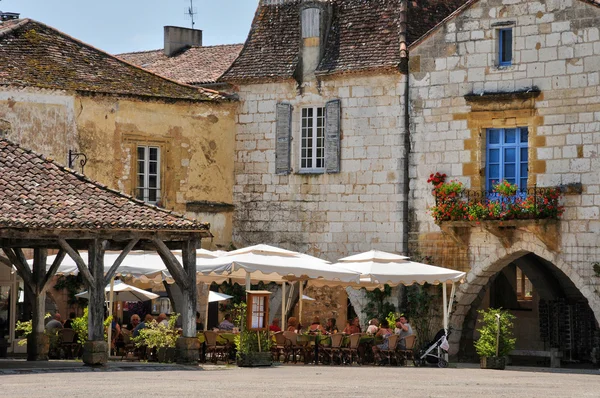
[204,292,209,331]
[245,271,251,291]
[299,281,303,326]
[442,282,448,332]
[107,277,115,357]
[281,281,286,331]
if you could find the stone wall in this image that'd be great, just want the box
[407,0,600,352]
[233,72,408,261]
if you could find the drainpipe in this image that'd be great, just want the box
[399,0,411,255]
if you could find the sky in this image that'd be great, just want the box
[1,0,257,54]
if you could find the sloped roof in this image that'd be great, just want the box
[0,19,228,101]
[221,0,467,83]
[0,139,210,232]
[117,44,243,85]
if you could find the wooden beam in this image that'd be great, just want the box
[152,237,189,289]
[180,237,198,338]
[0,254,12,268]
[104,238,139,285]
[41,249,66,294]
[2,248,34,289]
[88,239,107,341]
[58,238,94,286]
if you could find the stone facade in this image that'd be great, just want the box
[407,0,600,355]
[232,74,408,261]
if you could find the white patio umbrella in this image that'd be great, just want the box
[204,291,234,331]
[328,250,466,334]
[196,244,361,328]
[75,279,160,302]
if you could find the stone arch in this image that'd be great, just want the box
[448,238,600,356]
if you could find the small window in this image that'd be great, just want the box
[136,145,161,204]
[300,107,325,172]
[486,127,528,190]
[498,28,513,66]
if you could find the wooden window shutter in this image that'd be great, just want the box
[275,103,293,175]
[325,99,341,173]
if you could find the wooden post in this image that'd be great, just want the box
[29,248,48,361]
[82,239,108,366]
[176,236,200,364]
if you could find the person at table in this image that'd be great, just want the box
[269,318,281,332]
[287,317,298,332]
[127,314,141,331]
[394,315,413,349]
[366,318,379,335]
[133,314,154,337]
[157,313,169,327]
[63,312,77,329]
[45,313,63,331]
[308,316,326,334]
[218,314,235,331]
[325,318,338,334]
[196,311,204,332]
[372,320,394,363]
[343,317,361,334]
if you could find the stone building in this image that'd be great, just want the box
[0,19,237,249]
[407,0,600,360]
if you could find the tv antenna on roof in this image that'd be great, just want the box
[185,0,197,29]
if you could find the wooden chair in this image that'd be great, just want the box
[120,329,138,361]
[380,334,400,365]
[282,331,304,363]
[271,331,290,362]
[59,328,78,359]
[341,333,362,365]
[204,331,228,363]
[322,333,345,365]
[397,335,416,366]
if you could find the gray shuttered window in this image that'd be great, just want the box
[302,8,321,38]
[275,103,293,175]
[325,99,341,174]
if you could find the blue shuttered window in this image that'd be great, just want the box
[486,127,528,190]
[498,28,513,66]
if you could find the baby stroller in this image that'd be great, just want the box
[415,328,450,368]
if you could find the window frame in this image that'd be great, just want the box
[485,127,529,191]
[299,106,326,174]
[498,27,513,67]
[136,145,161,205]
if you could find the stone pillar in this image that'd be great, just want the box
[177,237,199,364]
[83,239,108,366]
[28,249,48,361]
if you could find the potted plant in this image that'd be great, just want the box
[133,313,180,363]
[474,308,516,370]
[233,302,272,367]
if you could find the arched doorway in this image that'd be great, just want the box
[450,241,600,364]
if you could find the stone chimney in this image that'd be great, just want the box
[163,26,202,57]
[299,3,330,81]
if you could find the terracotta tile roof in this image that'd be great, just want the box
[117,44,243,85]
[0,19,229,101]
[221,0,470,82]
[0,139,210,232]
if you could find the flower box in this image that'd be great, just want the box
[480,356,506,370]
[237,351,272,367]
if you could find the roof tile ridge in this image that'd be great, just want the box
[0,18,31,39]
[0,137,203,225]
[23,19,228,101]
[115,48,162,56]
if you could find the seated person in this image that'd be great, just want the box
[308,316,326,334]
[196,312,204,332]
[269,318,281,332]
[394,315,414,349]
[372,320,393,362]
[133,314,154,337]
[127,314,141,331]
[325,318,338,334]
[63,312,77,329]
[366,318,379,335]
[218,314,235,331]
[45,313,63,331]
[343,317,361,334]
[157,313,169,327]
[287,317,298,333]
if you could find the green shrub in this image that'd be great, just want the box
[474,308,516,358]
[133,313,180,349]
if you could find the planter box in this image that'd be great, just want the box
[157,347,176,363]
[237,351,272,367]
[480,356,506,370]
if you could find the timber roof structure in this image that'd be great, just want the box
[0,139,210,233]
[117,44,243,85]
[221,0,467,83]
[0,19,228,101]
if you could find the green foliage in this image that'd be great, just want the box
[70,307,112,345]
[474,308,516,358]
[232,302,271,357]
[15,313,51,345]
[401,284,439,347]
[133,313,180,349]
[364,284,396,324]
[593,262,600,277]
[386,312,397,328]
